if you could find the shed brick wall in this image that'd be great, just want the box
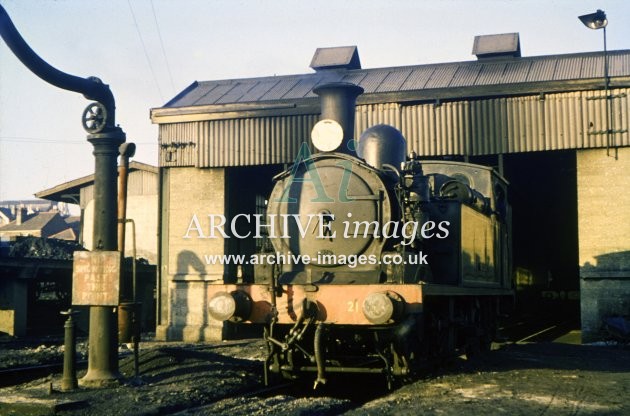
[157,167,227,342]
[577,147,630,342]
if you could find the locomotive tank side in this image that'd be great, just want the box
[415,161,511,288]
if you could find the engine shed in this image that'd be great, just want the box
[151,35,630,343]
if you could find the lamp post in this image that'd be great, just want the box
[579,9,614,155]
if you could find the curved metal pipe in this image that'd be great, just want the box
[0,4,115,125]
[313,323,326,389]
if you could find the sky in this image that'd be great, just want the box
[1,0,629,203]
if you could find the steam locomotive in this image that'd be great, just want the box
[206,83,512,388]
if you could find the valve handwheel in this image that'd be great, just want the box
[82,102,108,133]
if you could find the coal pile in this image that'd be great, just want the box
[7,236,84,260]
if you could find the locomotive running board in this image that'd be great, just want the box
[421,283,513,297]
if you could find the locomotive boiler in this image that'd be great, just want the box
[206,82,512,388]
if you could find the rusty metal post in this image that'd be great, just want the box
[117,143,136,344]
[117,143,136,264]
[128,219,140,378]
[119,218,141,377]
[60,309,79,391]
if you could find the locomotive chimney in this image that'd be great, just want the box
[313,82,363,155]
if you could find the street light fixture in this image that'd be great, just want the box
[578,9,607,30]
[579,9,614,155]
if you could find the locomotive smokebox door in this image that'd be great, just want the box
[267,154,393,272]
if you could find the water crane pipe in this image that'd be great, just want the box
[0,4,115,124]
[1,4,125,387]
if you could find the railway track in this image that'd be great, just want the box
[0,340,255,389]
[497,315,579,344]
[168,381,296,415]
[0,322,583,415]
[0,360,87,388]
[0,318,571,391]
[166,373,391,416]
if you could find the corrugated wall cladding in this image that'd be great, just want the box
[128,170,158,196]
[401,101,470,156]
[356,103,402,131]
[196,115,319,167]
[159,89,629,166]
[159,115,320,167]
[399,88,629,156]
[159,122,198,167]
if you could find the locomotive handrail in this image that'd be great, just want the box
[0,4,116,126]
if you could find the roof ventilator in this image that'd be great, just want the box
[310,46,361,71]
[472,33,521,60]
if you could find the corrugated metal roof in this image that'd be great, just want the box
[158,87,630,168]
[450,65,483,87]
[374,68,412,92]
[399,67,434,91]
[161,50,630,109]
[420,65,459,89]
[154,50,630,168]
[502,61,531,84]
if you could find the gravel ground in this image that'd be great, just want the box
[0,335,629,416]
[0,335,88,371]
[349,342,630,415]
[0,338,268,416]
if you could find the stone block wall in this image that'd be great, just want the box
[157,167,226,342]
[577,148,630,342]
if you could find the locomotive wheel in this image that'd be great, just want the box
[479,318,496,353]
[465,298,496,359]
[480,333,493,352]
[430,316,454,366]
[465,336,481,359]
[465,329,492,359]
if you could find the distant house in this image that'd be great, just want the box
[0,200,54,214]
[56,216,81,241]
[0,210,74,241]
[35,161,158,264]
[0,200,59,227]
[0,169,157,337]
[0,208,15,226]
